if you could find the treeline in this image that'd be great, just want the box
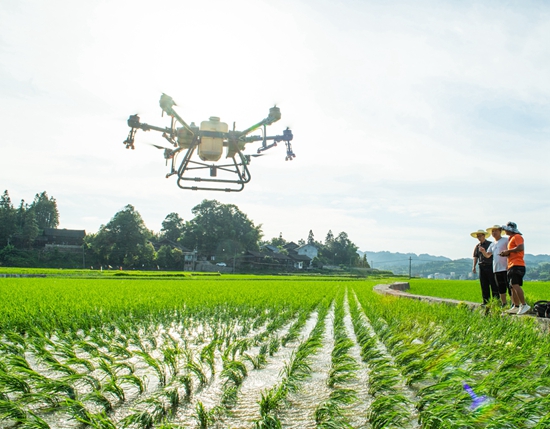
[0,191,364,270]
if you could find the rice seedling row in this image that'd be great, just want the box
[4,276,550,428]
[354,289,550,428]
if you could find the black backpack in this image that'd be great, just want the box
[533,301,550,318]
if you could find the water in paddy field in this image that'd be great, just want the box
[277,309,334,429]
[223,311,320,428]
[342,294,373,428]
[351,292,421,429]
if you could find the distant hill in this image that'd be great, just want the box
[358,250,550,279]
[358,251,451,269]
[524,254,550,264]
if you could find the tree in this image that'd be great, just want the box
[181,200,262,257]
[89,204,154,268]
[20,209,39,249]
[160,212,185,243]
[318,230,359,266]
[29,191,59,230]
[0,190,17,247]
[332,231,359,266]
[265,232,287,248]
[307,230,315,245]
[157,245,184,270]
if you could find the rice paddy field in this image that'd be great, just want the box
[1,273,550,428]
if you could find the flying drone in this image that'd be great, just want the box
[123,94,295,192]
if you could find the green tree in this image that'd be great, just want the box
[318,230,358,266]
[29,191,59,230]
[160,212,185,243]
[265,232,286,248]
[20,209,39,249]
[89,204,154,268]
[0,190,17,247]
[157,245,184,269]
[307,230,315,245]
[181,200,262,257]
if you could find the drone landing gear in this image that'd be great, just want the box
[173,147,252,192]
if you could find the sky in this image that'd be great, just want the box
[1,0,549,260]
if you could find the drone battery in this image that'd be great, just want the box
[199,116,227,162]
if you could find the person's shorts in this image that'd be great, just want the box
[494,271,509,294]
[507,266,526,287]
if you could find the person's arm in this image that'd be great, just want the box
[479,246,493,258]
[472,255,478,273]
[500,243,524,256]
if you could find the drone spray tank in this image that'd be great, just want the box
[198,116,228,162]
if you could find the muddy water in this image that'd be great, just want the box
[223,311,320,428]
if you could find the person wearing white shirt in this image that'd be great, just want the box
[479,225,511,307]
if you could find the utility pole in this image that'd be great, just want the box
[409,256,412,279]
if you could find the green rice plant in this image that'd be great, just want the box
[254,413,282,429]
[62,398,92,423]
[367,394,410,429]
[18,410,52,429]
[220,384,239,408]
[119,373,145,394]
[0,372,32,394]
[193,401,221,429]
[268,337,280,356]
[83,390,113,412]
[0,398,27,422]
[103,377,125,402]
[185,358,207,386]
[258,384,287,417]
[65,356,96,372]
[161,346,181,380]
[243,348,267,370]
[162,386,180,413]
[199,341,217,375]
[121,396,169,429]
[315,399,352,429]
[221,358,248,387]
[36,377,77,401]
[177,373,193,400]
[81,411,117,429]
[135,350,167,386]
[281,311,309,346]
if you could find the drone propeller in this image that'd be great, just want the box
[146,143,169,150]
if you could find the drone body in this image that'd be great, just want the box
[123,94,295,192]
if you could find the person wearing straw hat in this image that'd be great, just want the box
[471,229,497,305]
[478,225,510,307]
[499,222,530,315]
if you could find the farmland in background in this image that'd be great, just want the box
[1,274,550,428]
[408,279,550,304]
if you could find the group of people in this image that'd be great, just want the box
[471,221,529,315]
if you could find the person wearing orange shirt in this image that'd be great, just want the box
[500,222,530,315]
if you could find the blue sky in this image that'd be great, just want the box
[1,0,549,259]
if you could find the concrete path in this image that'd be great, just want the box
[373,282,550,327]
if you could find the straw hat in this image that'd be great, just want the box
[486,225,503,234]
[470,229,489,238]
